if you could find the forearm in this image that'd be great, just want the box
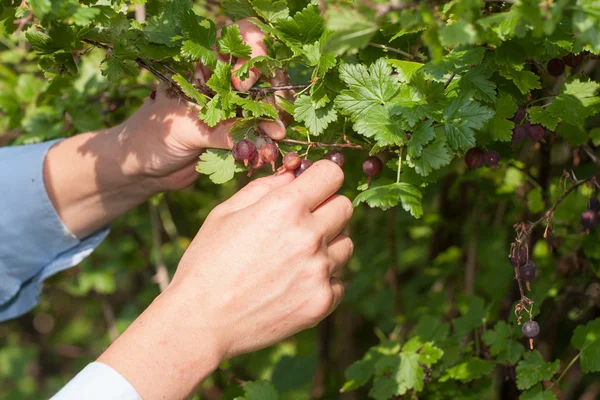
[97,287,223,400]
[43,125,161,239]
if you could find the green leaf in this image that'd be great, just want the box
[353,182,423,217]
[335,59,399,119]
[207,61,233,94]
[324,7,378,55]
[488,93,517,142]
[274,6,324,47]
[519,384,557,400]
[409,137,452,176]
[387,60,424,83]
[181,40,217,69]
[527,187,545,213]
[172,74,208,106]
[251,0,289,22]
[440,20,478,47]
[557,122,588,147]
[343,358,376,391]
[395,352,423,394]
[443,94,494,151]
[423,46,486,80]
[547,78,600,126]
[499,69,542,94]
[303,42,336,78]
[516,351,560,390]
[408,119,436,158]
[353,105,407,147]
[237,381,279,400]
[571,317,600,373]
[440,357,495,382]
[528,106,559,130]
[222,0,257,19]
[235,56,282,80]
[369,376,398,400]
[218,24,252,59]
[234,97,278,119]
[100,55,139,81]
[458,66,497,104]
[294,95,337,136]
[418,342,444,367]
[196,149,243,184]
[453,297,485,339]
[591,127,600,146]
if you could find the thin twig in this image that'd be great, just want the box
[582,145,600,167]
[280,138,369,150]
[546,353,580,391]
[444,73,456,89]
[248,84,310,92]
[368,42,416,60]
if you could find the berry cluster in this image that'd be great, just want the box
[464,147,500,169]
[511,107,546,144]
[232,137,385,182]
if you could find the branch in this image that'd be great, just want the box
[150,203,170,292]
[280,138,369,150]
[368,42,418,60]
[248,84,310,92]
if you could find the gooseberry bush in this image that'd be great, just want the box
[1,0,600,399]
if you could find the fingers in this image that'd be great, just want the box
[312,194,354,243]
[219,171,295,213]
[328,277,345,315]
[284,160,345,211]
[259,120,286,140]
[232,18,268,91]
[328,234,353,276]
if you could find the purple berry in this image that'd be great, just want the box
[465,147,484,169]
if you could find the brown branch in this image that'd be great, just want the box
[248,84,310,92]
[523,175,595,240]
[280,138,369,150]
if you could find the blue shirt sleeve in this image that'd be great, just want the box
[50,362,142,400]
[0,140,109,321]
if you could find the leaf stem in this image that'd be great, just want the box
[397,149,402,183]
[546,353,580,391]
[368,42,418,60]
[280,138,369,150]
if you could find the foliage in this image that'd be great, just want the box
[1,0,600,399]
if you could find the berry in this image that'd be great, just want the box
[325,150,345,168]
[520,261,536,281]
[260,143,279,171]
[465,147,484,169]
[282,152,301,171]
[588,197,600,212]
[522,320,540,339]
[513,107,526,124]
[294,159,313,177]
[510,247,528,267]
[362,156,383,177]
[547,58,565,76]
[232,139,258,167]
[562,53,583,68]
[512,125,527,144]
[249,152,264,169]
[581,210,597,229]
[526,123,545,142]
[484,150,500,167]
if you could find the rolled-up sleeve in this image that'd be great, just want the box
[0,141,109,321]
[50,362,141,400]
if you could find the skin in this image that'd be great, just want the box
[43,19,354,399]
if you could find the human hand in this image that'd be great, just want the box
[97,161,353,399]
[116,18,289,191]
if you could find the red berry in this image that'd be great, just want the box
[526,123,545,142]
[260,143,279,171]
[294,159,313,177]
[465,147,484,169]
[588,197,600,212]
[282,152,301,171]
[325,150,345,168]
[562,53,583,68]
[547,58,565,77]
[362,156,383,177]
[484,150,500,167]
[520,261,536,281]
[581,210,598,229]
[232,139,258,167]
[510,247,527,267]
[512,125,527,144]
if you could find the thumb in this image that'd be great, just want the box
[219,170,295,213]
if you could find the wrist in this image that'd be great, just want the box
[98,288,225,400]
